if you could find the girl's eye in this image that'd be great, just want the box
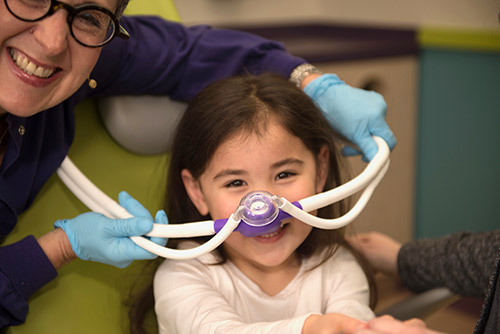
[225,180,246,188]
[276,171,295,180]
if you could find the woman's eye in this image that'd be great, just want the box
[225,180,245,188]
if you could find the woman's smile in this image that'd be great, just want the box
[9,48,59,78]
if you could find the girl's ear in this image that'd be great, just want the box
[316,145,330,193]
[181,169,209,216]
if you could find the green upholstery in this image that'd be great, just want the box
[4,4,179,334]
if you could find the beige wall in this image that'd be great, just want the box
[318,56,419,243]
[174,0,499,30]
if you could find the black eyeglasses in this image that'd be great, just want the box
[5,0,130,47]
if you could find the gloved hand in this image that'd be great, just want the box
[54,191,168,268]
[304,74,397,161]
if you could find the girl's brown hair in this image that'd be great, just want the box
[129,73,376,333]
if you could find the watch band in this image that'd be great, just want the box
[289,63,322,88]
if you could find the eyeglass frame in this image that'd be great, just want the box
[4,0,130,48]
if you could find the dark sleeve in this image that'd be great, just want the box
[397,230,500,298]
[0,236,57,327]
[89,16,306,101]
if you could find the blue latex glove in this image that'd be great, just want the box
[54,191,168,268]
[304,74,397,161]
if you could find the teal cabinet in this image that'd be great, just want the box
[416,38,500,238]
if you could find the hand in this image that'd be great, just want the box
[303,74,397,161]
[346,232,401,276]
[354,315,446,334]
[303,313,366,334]
[54,191,168,268]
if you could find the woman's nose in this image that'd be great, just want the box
[32,10,69,55]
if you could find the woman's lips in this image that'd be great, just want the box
[9,48,59,78]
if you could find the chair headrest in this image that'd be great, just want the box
[97,95,187,155]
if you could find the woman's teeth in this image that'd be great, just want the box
[10,49,55,78]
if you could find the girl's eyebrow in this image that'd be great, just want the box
[213,169,245,181]
[271,158,304,169]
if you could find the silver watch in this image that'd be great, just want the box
[289,63,322,88]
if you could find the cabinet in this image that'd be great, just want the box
[415,28,500,238]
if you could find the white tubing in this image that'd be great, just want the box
[147,220,215,238]
[57,156,226,259]
[129,214,239,260]
[299,136,390,212]
[56,135,391,259]
[280,160,389,229]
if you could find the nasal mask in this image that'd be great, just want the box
[57,136,390,260]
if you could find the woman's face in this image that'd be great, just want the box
[182,120,329,272]
[0,0,117,116]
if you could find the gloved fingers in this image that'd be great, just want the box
[353,134,379,162]
[341,145,362,157]
[119,238,159,264]
[118,191,153,219]
[155,210,169,225]
[149,210,168,246]
[370,123,397,152]
[109,217,153,237]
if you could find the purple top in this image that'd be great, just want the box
[0,16,304,327]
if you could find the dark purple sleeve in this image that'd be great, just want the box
[0,236,57,327]
[89,16,306,100]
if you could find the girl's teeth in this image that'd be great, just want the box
[260,230,280,238]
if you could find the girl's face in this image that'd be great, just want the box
[0,0,116,116]
[182,120,329,272]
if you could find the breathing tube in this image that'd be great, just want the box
[57,136,390,260]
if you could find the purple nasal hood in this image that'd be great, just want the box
[213,191,302,237]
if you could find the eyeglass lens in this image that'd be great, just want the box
[6,0,116,46]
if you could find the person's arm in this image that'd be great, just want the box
[348,231,500,298]
[0,192,166,328]
[398,230,500,298]
[90,16,304,100]
[354,315,446,334]
[0,236,58,327]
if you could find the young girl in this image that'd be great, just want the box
[138,74,376,333]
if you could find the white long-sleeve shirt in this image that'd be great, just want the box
[154,245,374,334]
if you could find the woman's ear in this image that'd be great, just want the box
[316,145,330,193]
[181,169,209,216]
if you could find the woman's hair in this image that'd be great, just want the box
[128,73,377,333]
[116,0,129,17]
